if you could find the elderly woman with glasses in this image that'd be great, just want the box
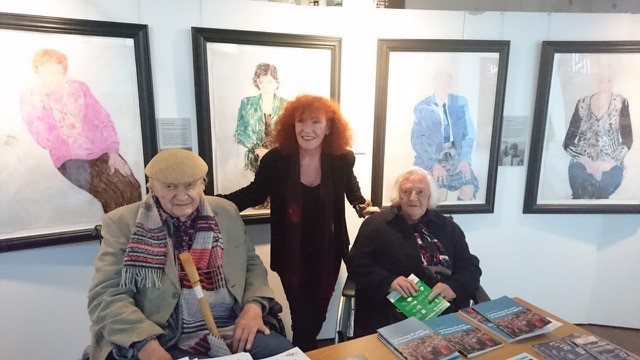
[346,166,482,338]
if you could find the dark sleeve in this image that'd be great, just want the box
[346,216,396,300]
[620,98,633,151]
[342,151,367,207]
[563,101,584,158]
[217,149,276,212]
[441,218,482,304]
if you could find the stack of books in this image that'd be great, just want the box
[377,316,462,360]
[378,294,565,360]
[424,313,504,358]
[459,295,562,343]
[532,333,639,360]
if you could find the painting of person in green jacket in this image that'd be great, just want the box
[234,63,288,173]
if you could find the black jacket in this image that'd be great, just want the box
[346,206,481,337]
[220,147,367,274]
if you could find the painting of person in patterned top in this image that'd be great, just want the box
[563,64,633,199]
[20,48,141,213]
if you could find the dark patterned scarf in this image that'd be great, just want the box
[414,223,452,283]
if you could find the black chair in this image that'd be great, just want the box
[335,276,357,343]
[335,268,490,343]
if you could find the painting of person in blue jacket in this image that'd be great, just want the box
[411,68,479,201]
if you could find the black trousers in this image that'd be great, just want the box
[282,283,333,352]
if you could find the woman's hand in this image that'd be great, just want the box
[389,276,419,298]
[578,156,603,180]
[363,206,380,216]
[429,282,456,302]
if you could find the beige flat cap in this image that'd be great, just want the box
[145,148,208,183]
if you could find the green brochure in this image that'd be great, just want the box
[386,274,450,321]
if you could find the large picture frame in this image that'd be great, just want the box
[372,39,509,214]
[0,12,156,252]
[524,41,640,214]
[192,28,341,224]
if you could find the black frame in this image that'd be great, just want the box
[371,39,510,214]
[0,12,156,252]
[192,27,341,224]
[524,41,640,214]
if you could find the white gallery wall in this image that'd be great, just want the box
[0,1,639,359]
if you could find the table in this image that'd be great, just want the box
[307,297,593,360]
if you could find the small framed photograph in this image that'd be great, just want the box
[192,28,341,223]
[371,39,510,214]
[524,41,640,213]
[0,12,156,252]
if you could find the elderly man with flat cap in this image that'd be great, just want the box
[87,148,292,360]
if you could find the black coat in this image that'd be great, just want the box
[220,147,367,275]
[346,206,481,337]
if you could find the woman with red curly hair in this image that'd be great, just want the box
[220,94,378,351]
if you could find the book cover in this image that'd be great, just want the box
[563,334,639,360]
[470,296,554,341]
[377,316,461,360]
[459,306,563,344]
[531,340,598,360]
[386,274,450,321]
[423,312,503,358]
[458,307,518,343]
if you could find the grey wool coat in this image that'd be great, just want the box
[87,196,274,360]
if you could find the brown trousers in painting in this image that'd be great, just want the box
[57,152,141,214]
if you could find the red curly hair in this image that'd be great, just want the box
[275,94,353,154]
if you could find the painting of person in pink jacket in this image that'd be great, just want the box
[20,48,141,214]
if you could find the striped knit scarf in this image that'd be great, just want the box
[120,194,223,291]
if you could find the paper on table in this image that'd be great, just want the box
[262,347,310,360]
[194,352,253,360]
[192,347,308,360]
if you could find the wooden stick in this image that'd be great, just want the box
[178,251,220,337]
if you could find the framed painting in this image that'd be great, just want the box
[371,39,510,214]
[524,41,640,214]
[192,28,341,224]
[0,12,156,252]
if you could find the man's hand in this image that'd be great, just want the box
[233,302,270,353]
[389,276,419,298]
[457,160,471,180]
[138,338,172,360]
[431,163,447,183]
